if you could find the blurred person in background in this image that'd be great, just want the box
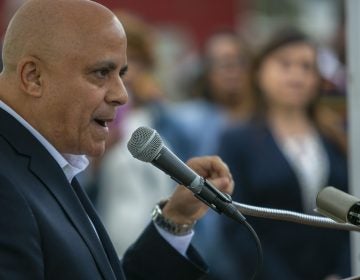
[173,30,253,157]
[170,31,254,279]
[94,11,193,256]
[218,28,350,280]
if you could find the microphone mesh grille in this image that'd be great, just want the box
[127,126,163,162]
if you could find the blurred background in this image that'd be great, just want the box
[113,0,339,104]
[0,0,347,105]
[0,1,353,279]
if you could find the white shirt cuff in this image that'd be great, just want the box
[154,222,194,257]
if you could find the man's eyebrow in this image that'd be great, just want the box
[90,61,117,70]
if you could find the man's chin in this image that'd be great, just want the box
[84,143,106,158]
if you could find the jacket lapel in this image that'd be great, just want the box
[0,108,117,280]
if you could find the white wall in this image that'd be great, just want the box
[346,0,360,276]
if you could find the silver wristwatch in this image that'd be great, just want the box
[152,200,196,236]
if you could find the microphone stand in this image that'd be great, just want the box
[233,201,360,232]
[233,201,360,280]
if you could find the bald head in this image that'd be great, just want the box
[0,0,129,156]
[2,0,124,74]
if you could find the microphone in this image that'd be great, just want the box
[127,126,245,222]
[316,186,360,225]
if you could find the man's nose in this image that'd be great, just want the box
[106,76,128,106]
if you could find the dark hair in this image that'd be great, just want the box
[254,28,315,70]
[250,28,320,121]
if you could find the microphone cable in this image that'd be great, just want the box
[221,200,263,280]
[241,219,263,280]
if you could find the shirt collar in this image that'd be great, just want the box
[0,101,89,182]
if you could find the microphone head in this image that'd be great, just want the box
[127,126,164,162]
[316,186,360,224]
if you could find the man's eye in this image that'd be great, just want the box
[119,70,127,78]
[94,68,110,78]
[120,67,128,78]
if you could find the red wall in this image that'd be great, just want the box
[1,0,246,49]
[96,0,243,48]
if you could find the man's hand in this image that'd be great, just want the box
[162,156,234,225]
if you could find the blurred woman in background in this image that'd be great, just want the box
[218,29,350,280]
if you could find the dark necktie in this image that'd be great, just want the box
[71,177,124,279]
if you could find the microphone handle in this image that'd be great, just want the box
[194,179,246,223]
[151,146,246,222]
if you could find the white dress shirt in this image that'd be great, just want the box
[0,100,192,257]
[277,131,329,213]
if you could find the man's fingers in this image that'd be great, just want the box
[187,156,230,179]
[208,176,234,195]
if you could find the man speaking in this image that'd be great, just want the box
[0,0,234,279]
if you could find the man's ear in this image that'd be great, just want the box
[17,57,43,97]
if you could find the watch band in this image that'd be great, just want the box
[152,200,196,236]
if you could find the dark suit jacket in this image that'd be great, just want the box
[0,108,207,280]
[218,120,350,280]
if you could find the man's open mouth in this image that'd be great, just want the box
[94,119,108,127]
